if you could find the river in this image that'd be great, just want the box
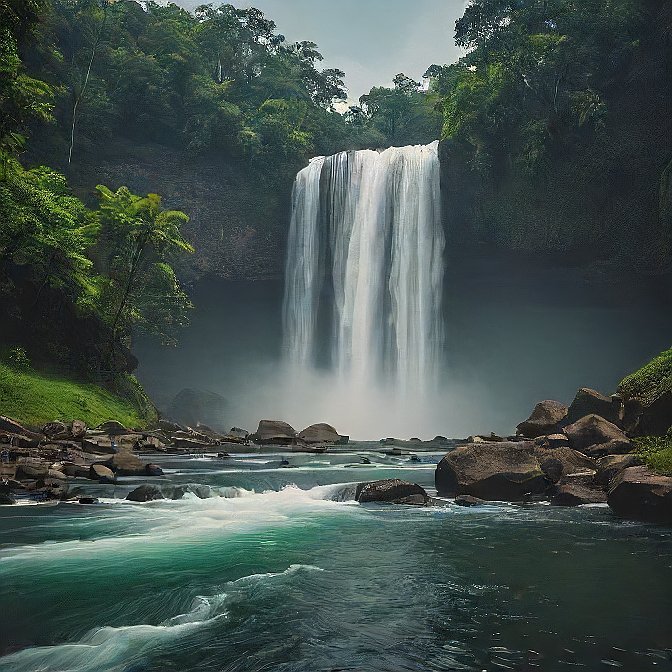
[0,448,671,671]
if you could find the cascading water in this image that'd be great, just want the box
[283,141,445,397]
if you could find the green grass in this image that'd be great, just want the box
[618,347,672,405]
[0,362,154,429]
[634,436,672,475]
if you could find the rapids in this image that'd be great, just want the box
[0,450,671,672]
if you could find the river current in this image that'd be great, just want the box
[0,449,671,671]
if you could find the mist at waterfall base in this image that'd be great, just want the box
[135,142,672,439]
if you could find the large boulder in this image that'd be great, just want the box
[298,423,345,445]
[595,454,644,488]
[253,420,297,445]
[608,466,672,524]
[563,414,632,455]
[355,479,428,505]
[516,400,568,438]
[104,450,147,476]
[566,388,623,426]
[126,485,164,502]
[550,473,606,506]
[435,442,547,501]
[167,388,228,432]
[90,464,115,483]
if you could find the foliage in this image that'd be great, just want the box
[95,185,194,347]
[618,347,672,406]
[355,73,442,147]
[23,0,358,167]
[0,361,155,427]
[634,435,672,476]
[6,346,31,370]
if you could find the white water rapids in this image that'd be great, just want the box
[283,141,445,397]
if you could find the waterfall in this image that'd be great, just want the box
[283,141,444,395]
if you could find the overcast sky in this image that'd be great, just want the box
[171,0,466,103]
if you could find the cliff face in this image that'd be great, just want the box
[64,140,294,282]
[439,31,672,277]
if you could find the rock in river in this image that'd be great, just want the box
[126,485,164,502]
[608,466,672,524]
[435,442,547,501]
[355,479,429,505]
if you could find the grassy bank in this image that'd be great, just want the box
[0,363,154,429]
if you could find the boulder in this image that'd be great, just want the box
[608,466,672,524]
[582,438,634,459]
[228,427,249,441]
[126,485,164,502]
[82,437,118,455]
[90,464,115,483]
[355,479,429,505]
[634,391,672,436]
[435,442,547,501]
[0,493,15,505]
[550,473,606,506]
[563,414,632,454]
[0,432,40,448]
[516,400,568,438]
[595,454,644,487]
[534,434,570,449]
[253,420,297,445]
[62,463,91,478]
[533,447,595,480]
[70,420,87,439]
[567,388,623,426]
[0,416,43,441]
[93,420,130,435]
[47,468,67,481]
[42,421,69,440]
[15,461,49,479]
[167,388,228,432]
[104,450,146,476]
[145,463,164,476]
[298,423,343,445]
[454,494,486,507]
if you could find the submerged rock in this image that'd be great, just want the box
[567,388,623,426]
[608,466,672,524]
[516,400,568,438]
[356,479,429,505]
[563,414,632,455]
[454,494,486,507]
[126,485,164,502]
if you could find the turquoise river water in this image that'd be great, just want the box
[0,448,671,672]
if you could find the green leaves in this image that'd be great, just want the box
[95,184,194,345]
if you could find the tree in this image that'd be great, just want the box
[95,186,194,351]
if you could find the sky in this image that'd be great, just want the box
[171,0,466,103]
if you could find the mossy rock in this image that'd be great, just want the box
[618,347,672,406]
